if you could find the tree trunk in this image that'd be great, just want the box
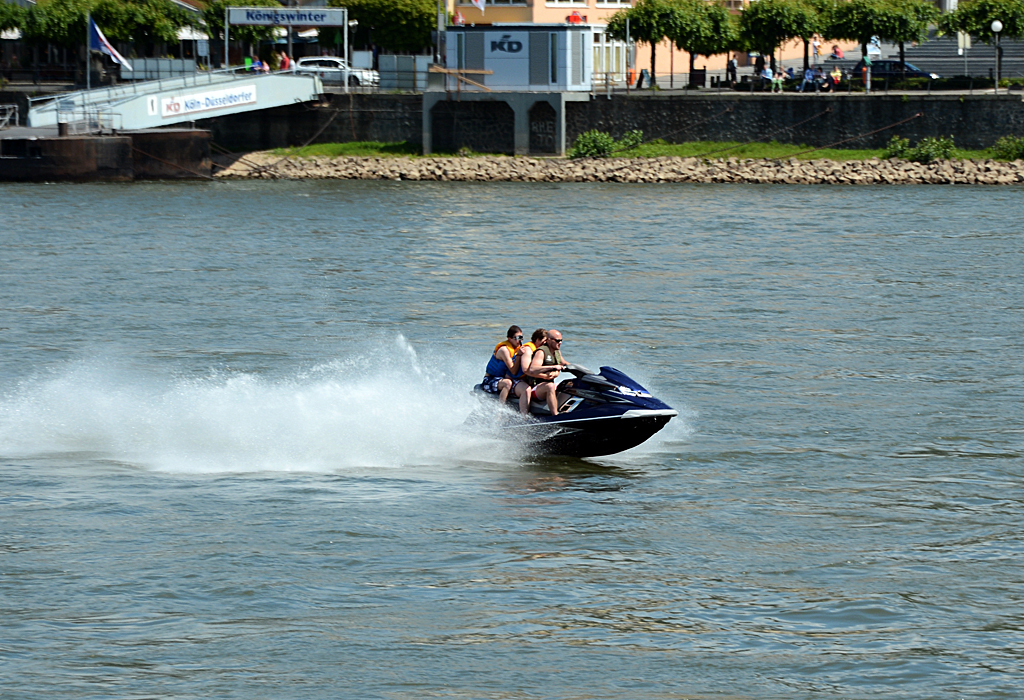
[650,39,657,87]
[803,40,809,72]
[899,41,905,79]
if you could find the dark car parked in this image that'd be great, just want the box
[856,59,940,80]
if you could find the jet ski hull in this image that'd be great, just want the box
[508,409,676,458]
[470,365,677,458]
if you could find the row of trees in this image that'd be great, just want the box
[0,0,439,55]
[607,0,1024,85]
[3,0,1024,71]
[0,0,287,53]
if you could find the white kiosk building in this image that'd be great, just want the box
[423,24,593,156]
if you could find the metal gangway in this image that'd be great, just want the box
[27,67,323,131]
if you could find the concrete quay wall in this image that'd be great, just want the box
[569,93,1024,150]
[197,92,1024,154]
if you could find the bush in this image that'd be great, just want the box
[569,130,616,158]
[883,135,957,163]
[993,135,1024,161]
[617,129,644,151]
[883,135,910,159]
[568,129,645,158]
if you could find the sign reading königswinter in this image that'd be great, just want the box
[227,7,348,26]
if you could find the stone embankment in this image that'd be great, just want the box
[216,152,1024,185]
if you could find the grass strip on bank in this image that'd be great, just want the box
[271,140,999,161]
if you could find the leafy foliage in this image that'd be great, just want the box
[883,134,958,162]
[606,0,684,84]
[940,0,1024,42]
[992,135,1024,160]
[740,0,819,58]
[328,0,435,54]
[668,0,739,62]
[22,0,194,49]
[0,1,26,32]
[94,0,196,45]
[569,129,645,158]
[202,0,280,45]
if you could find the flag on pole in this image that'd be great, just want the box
[471,0,485,14]
[89,18,133,71]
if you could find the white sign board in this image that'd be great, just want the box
[227,7,347,26]
[162,84,257,119]
[197,39,209,57]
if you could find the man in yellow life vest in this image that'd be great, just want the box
[482,325,523,403]
[513,328,547,415]
[517,328,567,416]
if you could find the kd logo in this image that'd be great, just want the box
[490,35,523,53]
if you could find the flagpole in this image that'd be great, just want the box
[86,11,91,92]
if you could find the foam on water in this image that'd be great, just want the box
[0,336,514,473]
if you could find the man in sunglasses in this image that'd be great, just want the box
[482,325,523,403]
[516,329,567,416]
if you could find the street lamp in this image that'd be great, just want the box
[991,20,1003,95]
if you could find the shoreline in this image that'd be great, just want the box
[215,152,1024,185]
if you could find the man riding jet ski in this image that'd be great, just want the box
[470,362,678,458]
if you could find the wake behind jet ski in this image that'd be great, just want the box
[469,363,677,458]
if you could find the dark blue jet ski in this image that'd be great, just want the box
[470,364,677,458]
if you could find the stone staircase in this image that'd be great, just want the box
[900,34,1024,79]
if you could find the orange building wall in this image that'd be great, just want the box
[449,0,857,82]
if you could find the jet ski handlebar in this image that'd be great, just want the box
[560,363,597,378]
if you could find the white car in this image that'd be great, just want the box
[294,56,379,87]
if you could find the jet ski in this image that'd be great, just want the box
[469,364,677,458]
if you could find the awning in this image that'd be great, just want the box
[177,27,209,41]
[1,29,23,40]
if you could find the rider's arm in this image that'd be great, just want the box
[497,346,516,372]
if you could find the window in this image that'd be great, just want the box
[592,32,627,81]
[550,32,558,83]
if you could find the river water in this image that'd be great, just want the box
[1,180,1022,699]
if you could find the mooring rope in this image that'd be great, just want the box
[785,112,925,158]
[692,107,834,159]
[131,146,218,181]
[606,105,737,157]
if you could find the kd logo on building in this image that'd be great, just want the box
[490,35,523,53]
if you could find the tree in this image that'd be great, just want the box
[667,0,738,74]
[328,0,435,54]
[829,0,894,59]
[202,0,280,47]
[93,0,195,47]
[940,0,1024,42]
[0,1,26,33]
[22,0,93,49]
[606,0,682,86]
[880,0,939,76]
[740,0,818,72]
[22,0,193,50]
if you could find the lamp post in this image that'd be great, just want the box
[991,20,1003,95]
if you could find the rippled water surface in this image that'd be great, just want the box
[2,181,1022,699]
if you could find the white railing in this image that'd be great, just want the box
[27,65,274,113]
[0,104,18,129]
[57,108,123,134]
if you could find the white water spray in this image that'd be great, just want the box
[0,336,513,473]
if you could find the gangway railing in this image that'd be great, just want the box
[56,107,123,134]
[28,66,282,114]
[0,104,18,129]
